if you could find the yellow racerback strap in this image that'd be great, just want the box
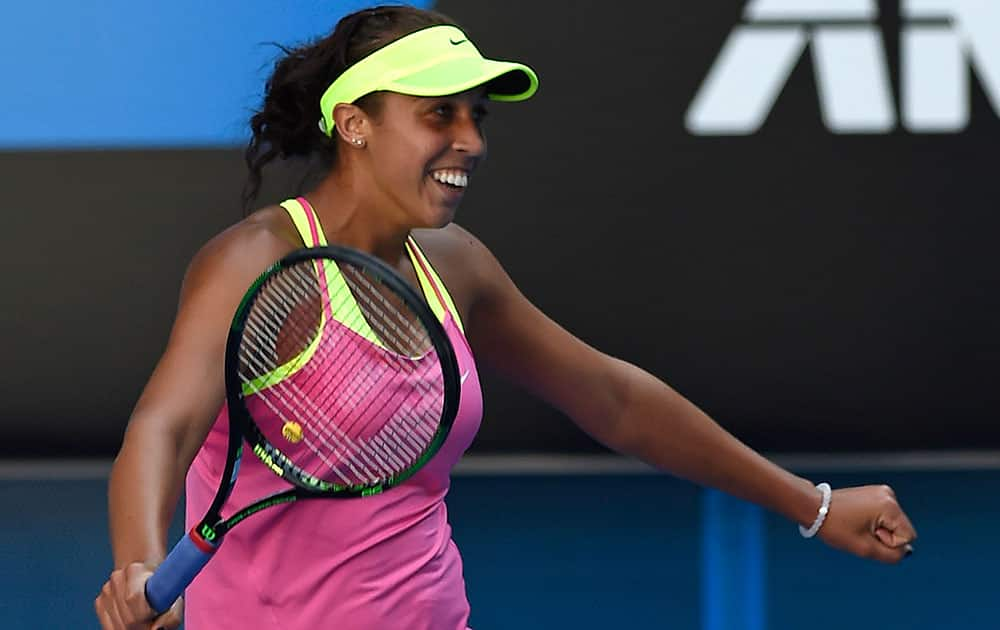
[280,198,328,247]
[279,197,464,332]
[406,237,465,333]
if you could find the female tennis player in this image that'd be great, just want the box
[95,5,916,629]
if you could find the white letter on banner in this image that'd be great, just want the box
[687,0,890,135]
[746,0,876,21]
[811,26,895,133]
[685,27,808,135]
[902,0,1000,131]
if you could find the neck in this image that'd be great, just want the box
[305,166,411,265]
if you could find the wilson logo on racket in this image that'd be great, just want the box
[253,443,285,477]
[199,524,217,542]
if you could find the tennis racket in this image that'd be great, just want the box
[144,245,461,614]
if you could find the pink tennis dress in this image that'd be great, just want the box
[183,198,484,629]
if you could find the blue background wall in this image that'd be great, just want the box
[2,466,995,629]
[0,0,430,148]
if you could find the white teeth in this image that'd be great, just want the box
[431,170,468,188]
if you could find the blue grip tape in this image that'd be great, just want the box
[144,530,217,614]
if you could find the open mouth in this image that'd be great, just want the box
[429,169,469,192]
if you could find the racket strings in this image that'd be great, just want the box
[271,264,442,458]
[319,262,444,457]
[241,314,385,485]
[239,259,446,486]
[338,265,431,357]
[245,271,410,483]
[258,312,440,483]
[244,276,403,483]
[297,262,444,469]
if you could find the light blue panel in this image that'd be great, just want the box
[701,489,766,630]
[0,1,433,148]
[0,471,995,628]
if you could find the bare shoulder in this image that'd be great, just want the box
[408,223,508,322]
[411,223,503,294]
[410,223,499,280]
[182,205,301,301]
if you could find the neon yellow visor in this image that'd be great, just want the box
[319,24,538,136]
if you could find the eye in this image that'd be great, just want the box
[473,105,490,124]
[432,103,454,119]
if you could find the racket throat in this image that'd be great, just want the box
[190,523,223,552]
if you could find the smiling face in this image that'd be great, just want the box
[349,87,490,229]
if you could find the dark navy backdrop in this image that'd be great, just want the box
[2,1,997,455]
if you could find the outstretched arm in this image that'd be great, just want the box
[460,227,915,563]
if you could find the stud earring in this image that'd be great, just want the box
[353,137,366,147]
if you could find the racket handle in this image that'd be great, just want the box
[144,528,218,614]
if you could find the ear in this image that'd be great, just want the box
[333,103,369,145]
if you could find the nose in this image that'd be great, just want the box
[452,113,486,158]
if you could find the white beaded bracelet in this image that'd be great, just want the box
[798,482,832,539]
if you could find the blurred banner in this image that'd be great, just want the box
[2,1,998,456]
[0,0,432,148]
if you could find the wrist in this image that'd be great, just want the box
[798,482,832,538]
[784,475,824,527]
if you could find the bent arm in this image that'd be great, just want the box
[108,224,295,569]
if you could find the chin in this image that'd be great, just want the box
[427,206,458,229]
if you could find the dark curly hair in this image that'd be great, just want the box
[242,5,458,212]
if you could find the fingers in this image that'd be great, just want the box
[871,485,917,546]
[875,525,915,550]
[875,527,915,554]
[877,512,918,547]
[867,485,916,562]
[122,562,157,619]
[865,536,912,564]
[95,590,117,630]
[151,597,184,630]
[96,571,131,629]
[95,562,157,629]
[820,484,917,565]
